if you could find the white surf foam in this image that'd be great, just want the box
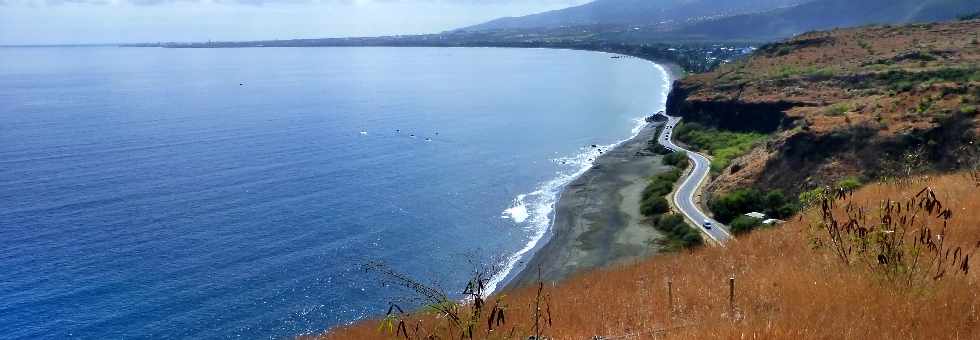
[485,58,673,295]
[501,194,530,223]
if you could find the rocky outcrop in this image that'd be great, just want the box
[666,80,798,132]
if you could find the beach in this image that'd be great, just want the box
[506,121,674,287]
[506,61,681,288]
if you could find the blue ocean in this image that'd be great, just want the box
[0,46,668,339]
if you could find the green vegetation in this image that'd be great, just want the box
[824,102,850,116]
[798,187,828,209]
[708,188,797,225]
[769,65,836,79]
[651,214,703,249]
[639,151,700,249]
[799,176,864,209]
[640,168,683,216]
[729,215,764,235]
[961,105,977,115]
[857,39,873,53]
[872,67,980,92]
[674,122,767,173]
[837,176,863,190]
[641,197,670,216]
[662,151,688,167]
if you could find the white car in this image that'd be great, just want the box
[703,221,713,229]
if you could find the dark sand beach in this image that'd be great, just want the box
[506,122,674,287]
[506,61,682,288]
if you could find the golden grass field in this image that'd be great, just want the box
[316,171,980,339]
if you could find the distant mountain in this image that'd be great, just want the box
[671,0,980,40]
[459,0,805,32]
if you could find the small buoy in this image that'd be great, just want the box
[360,131,368,135]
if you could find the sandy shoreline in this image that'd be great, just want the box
[504,61,681,288]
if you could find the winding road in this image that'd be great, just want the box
[658,114,733,244]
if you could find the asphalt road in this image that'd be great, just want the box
[658,114,733,244]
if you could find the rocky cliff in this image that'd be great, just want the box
[666,20,980,197]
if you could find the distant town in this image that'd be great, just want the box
[123,24,758,73]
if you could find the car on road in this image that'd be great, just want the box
[703,221,713,229]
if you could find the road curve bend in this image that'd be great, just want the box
[657,114,733,244]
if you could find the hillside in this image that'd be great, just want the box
[672,0,980,40]
[313,21,980,340]
[667,19,980,199]
[317,171,980,339]
[460,0,804,32]
[462,0,980,43]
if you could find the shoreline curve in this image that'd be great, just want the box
[491,58,680,292]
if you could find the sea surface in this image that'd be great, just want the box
[0,46,668,339]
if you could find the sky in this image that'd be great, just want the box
[0,0,589,45]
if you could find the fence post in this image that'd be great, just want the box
[729,276,736,316]
[667,280,673,319]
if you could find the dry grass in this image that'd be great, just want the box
[315,172,980,339]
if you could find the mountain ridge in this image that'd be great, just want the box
[462,0,980,42]
[459,0,804,32]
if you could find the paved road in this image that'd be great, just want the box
[657,114,733,244]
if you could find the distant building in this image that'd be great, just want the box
[745,212,766,219]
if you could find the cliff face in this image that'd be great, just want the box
[667,20,980,197]
[665,80,798,132]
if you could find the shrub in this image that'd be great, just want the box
[653,213,702,248]
[837,176,862,190]
[642,181,673,201]
[824,103,850,116]
[798,187,826,209]
[662,151,688,168]
[730,215,763,234]
[709,188,797,224]
[638,154,702,249]
[807,67,835,79]
[710,189,763,223]
[961,105,977,115]
[673,123,767,173]
[641,168,686,217]
[640,196,670,216]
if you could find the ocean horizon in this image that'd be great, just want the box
[0,46,669,338]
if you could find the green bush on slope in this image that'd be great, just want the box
[673,122,767,173]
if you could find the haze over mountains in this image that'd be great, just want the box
[674,0,980,40]
[461,0,980,41]
[461,0,805,31]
